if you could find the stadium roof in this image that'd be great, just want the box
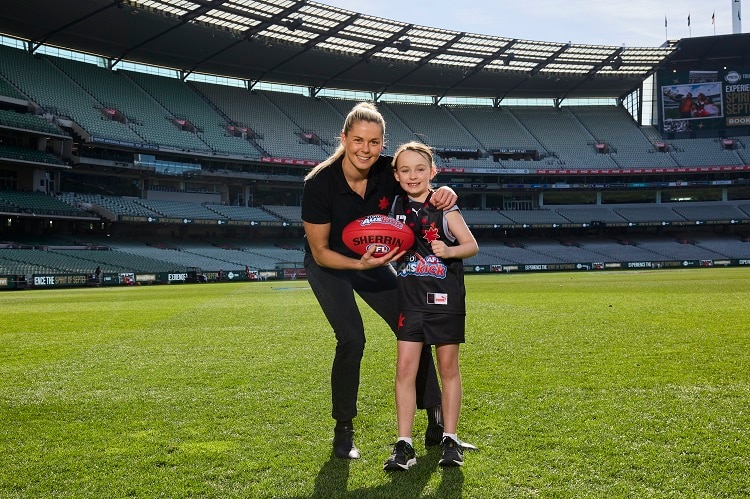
[661,33,750,69]
[0,0,685,101]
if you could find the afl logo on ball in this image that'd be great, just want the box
[368,244,391,255]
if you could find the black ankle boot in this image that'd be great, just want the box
[333,422,360,459]
[425,405,444,447]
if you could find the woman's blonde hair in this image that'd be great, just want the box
[304,102,386,181]
[391,141,437,172]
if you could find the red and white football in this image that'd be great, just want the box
[342,214,416,257]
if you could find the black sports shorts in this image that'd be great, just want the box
[397,311,465,345]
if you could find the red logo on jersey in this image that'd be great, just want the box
[423,223,440,243]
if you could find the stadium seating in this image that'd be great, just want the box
[509,107,620,170]
[461,210,515,226]
[205,205,283,223]
[613,205,687,223]
[0,190,95,217]
[3,41,748,175]
[628,234,726,260]
[384,102,483,151]
[260,91,344,152]
[56,192,162,219]
[0,45,144,144]
[108,239,301,271]
[121,70,261,157]
[671,202,748,222]
[556,206,628,224]
[0,246,176,274]
[0,144,64,165]
[733,139,750,164]
[1,228,747,274]
[40,195,749,231]
[463,242,530,266]
[0,76,26,100]
[322,97,418,153]
[0,108,65,135]
[447,105,542,153]
[499,209,569,225]
[134,199,229,221]
[191,82,327,160]
[567,106,678,169]
[667,137,743,167]
[577,237,667,261]
[53,59,209,152]
[262,205,302,223]
[688,233,750,257]
[3,42,750,280]
[520,237,605,263]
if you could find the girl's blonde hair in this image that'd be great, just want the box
[304,102,386,181]
[391,141,437,171]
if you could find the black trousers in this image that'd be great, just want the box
[304,253,442,422]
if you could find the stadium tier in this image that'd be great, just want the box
[32,194,750,228]
[1,10,750,287]
[0,44,145,144]
[5,43,747,171]
[0,190,95,218]
[1,42,748,173]
[0,108,64,135]
[1,231,748,278]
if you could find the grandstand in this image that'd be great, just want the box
[1,0,750,289]
[0,190,96,218]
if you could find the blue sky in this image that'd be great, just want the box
[321,0,744,47]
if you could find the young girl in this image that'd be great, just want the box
[383,142,478,470]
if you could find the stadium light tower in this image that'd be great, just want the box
[733,0,742,34]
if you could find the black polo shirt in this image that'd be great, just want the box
[302,155,401,257]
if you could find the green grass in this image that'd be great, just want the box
[1,269,750,498]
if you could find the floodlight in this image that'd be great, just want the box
[286,17,303,31]
[396,38,411,52]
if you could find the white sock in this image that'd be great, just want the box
[442,432,458,442]
[398,437,413,446]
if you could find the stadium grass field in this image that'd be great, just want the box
[1,268,749,498]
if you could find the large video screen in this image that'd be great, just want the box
[657,68,750,135]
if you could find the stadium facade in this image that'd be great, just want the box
[1,0,750,289]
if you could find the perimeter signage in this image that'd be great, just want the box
[32,274,88,287]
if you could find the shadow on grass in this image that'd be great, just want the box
[306,446,464,499]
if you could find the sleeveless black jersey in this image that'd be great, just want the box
[391,194,467,315]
